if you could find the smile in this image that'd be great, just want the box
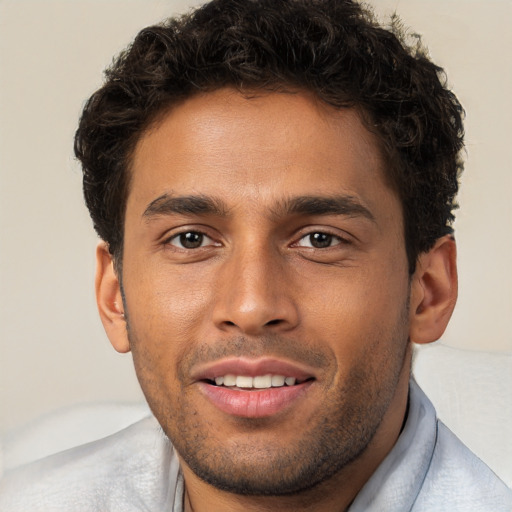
[199,379,314,418]
[211,374,303,388]
[192,357,318,417]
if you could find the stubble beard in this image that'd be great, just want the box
[178,353,406,496]
[127,312,410,497]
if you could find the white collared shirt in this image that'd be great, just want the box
[1,380,511,511]
[349,380,512,511]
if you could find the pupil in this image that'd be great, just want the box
[180,232,203,249]
[310,233,332,248]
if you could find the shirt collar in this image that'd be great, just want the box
[348,379,437,511]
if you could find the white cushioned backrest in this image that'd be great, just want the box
[2,402,150,474]
[413,343,512,487]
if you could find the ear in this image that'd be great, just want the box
[409,235,458,345]
[95,242,130,353]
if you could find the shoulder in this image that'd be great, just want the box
[413,420,512,511]
[0,416,180,512]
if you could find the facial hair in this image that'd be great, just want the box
[127,311,410,497]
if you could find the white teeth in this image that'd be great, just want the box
[271,375,285,387]
[236,376,253,388]
[212,374,300,388]
[223,374,237,386]
[253,375,272,389]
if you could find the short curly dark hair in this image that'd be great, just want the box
[75,0,464,273]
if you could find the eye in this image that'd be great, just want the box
[296,232,344,249]
[167,231,214,249]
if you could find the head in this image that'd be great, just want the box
[76,0,464,276]
[76,0,462,504]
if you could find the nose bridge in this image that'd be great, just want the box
[213,235,298,334]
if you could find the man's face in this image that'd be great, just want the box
[120,89,412,494]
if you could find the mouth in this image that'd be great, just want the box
[205,374,313,389]
[194,358,317,418]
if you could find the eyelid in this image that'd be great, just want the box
[291,227,354,248]
[296,234,342,248]
[162,226,221,249]
[169,232,213,249]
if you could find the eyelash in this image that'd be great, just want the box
[164,229,351,251]
[165,230,217,250]
[293,231,350,249]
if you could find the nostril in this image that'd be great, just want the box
[265,319,283,326]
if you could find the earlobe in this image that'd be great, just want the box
[95,242,131,353]
[409,235,458,345]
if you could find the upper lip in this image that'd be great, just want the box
[191,357,317,382]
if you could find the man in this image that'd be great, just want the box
[0,0,510,510]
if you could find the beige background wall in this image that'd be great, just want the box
[1,0,511,433]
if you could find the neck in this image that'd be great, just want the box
[182,347,412,512]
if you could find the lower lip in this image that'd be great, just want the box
[198,381,314,418]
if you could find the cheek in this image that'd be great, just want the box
[301,265,410,355]
[121,265,218,403]
[125,262,216,344]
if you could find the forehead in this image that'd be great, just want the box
[128,88,397,221]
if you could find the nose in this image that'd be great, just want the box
[212,242,300,335]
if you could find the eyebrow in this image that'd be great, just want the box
[142,193,375,223]
[143,194,229,219]
[272,195,376,222]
